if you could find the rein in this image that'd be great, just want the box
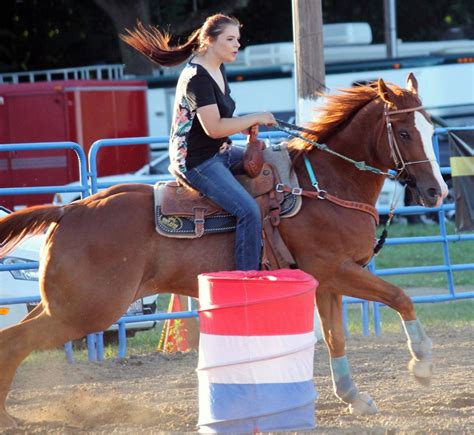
[273,102,427,255]
[274,119,394,179]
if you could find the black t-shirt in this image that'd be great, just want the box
[169,61,236,173]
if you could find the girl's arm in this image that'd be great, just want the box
[196,104,275,139]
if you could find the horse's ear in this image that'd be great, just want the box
[406,72,419,95]
[377,78,395,104]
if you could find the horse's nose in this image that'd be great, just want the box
[428,183,449,199]
[427,187,444,207]
[427,188,440,199]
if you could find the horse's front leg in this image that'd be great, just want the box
[316,289,378,415]
[333,261,433,385]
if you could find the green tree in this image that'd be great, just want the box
[396,0,474,41]
[322,0,473,42]
[1,0,472,74]
[0,0,118,73]
[0,0,252,74]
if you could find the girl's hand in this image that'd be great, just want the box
[256,112,277,126]
[241,125,259,136]
[248,125,259,136]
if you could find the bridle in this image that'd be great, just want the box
[383,104,436,179]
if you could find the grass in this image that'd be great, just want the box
[23,326,167,365]
[373,221,474,288]
[346,299,474,334]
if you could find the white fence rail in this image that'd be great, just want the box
[0,64,125,84]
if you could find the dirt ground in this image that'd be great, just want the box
[2,326,473,434]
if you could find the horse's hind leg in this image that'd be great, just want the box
[19,302,44,323]
[333,262,433,385]
[0,312,78,427]
[316,289,379,415]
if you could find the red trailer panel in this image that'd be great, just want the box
[0,80,149,209]
[0,95,12,209]
[6,91,70,208]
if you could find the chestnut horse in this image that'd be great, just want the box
[0,74,447,426]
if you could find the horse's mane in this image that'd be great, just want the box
[288,82,417,152]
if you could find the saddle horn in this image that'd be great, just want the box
[243,125,265,178]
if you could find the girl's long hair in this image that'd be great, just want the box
[121,14,240,67]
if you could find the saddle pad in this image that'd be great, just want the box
[263,142,301,218]
[155,192,300,238]
[263,142,299,189]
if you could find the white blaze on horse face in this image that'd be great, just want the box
[414,111,449,205]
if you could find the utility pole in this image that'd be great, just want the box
[292,0,325,124]
[384,0,398,58]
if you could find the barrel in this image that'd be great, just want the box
[197,269,318,433]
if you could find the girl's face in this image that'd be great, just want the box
[209,24,240,63]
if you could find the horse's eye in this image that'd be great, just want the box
[399,130,410,139]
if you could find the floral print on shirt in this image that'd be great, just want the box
[169,64,199,174]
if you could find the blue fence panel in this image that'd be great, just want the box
[1,128,473,362]
[89,136,171,194]
[0,142,89,199]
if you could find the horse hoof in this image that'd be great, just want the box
[348,392,378,415]
[0,410,18,428]
[408,358,432,386]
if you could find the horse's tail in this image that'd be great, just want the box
[0,205,65,257]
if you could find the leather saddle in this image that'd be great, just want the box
[154,133,301,269]
[158,162,278,234]
[155,169,299,270]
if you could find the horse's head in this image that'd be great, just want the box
[376,74,448,207]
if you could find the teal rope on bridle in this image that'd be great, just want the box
[303,153,323,192]
[273,118,398,257]
[273,119,396,180]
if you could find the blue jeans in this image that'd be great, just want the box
[185,147,262,270]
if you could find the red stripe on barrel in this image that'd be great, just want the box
[199,269,317,336]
